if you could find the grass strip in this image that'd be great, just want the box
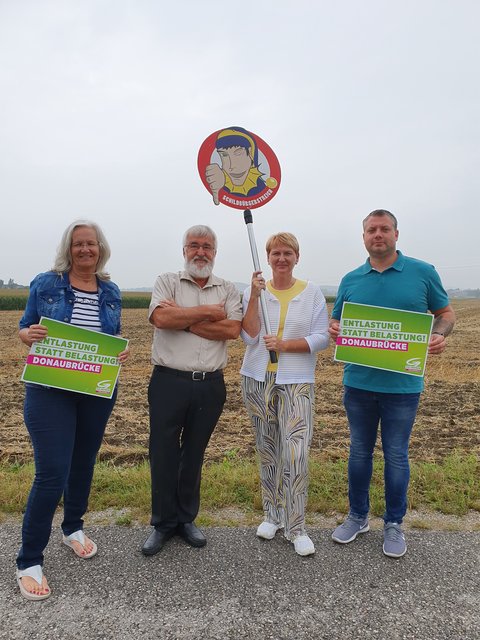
[1,452,478,524]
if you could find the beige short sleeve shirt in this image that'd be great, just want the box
[149,271,242,371]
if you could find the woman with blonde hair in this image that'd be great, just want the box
[16,220,129,600]
[241,232,329,556]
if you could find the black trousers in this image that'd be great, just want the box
[148,366,226,531]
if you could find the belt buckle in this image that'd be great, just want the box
[192,371,206,381]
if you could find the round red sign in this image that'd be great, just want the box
[198,126,281,210]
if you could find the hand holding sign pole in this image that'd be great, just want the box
[198,126,281,363]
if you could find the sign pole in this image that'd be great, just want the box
[244,209,277,363]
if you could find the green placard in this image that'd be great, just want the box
[334,302,433,377]
[21,318,128,398]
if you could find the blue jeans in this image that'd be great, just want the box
[17,385,117,570]
[343,385,420,524]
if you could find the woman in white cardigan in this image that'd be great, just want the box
[241,232,329,556]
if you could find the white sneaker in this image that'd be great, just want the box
[293,534,315,556]
[256,521,280,540]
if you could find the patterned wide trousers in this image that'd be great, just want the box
[241,372,314,540]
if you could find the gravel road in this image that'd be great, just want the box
[1,524,478,640]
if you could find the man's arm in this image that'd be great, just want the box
[428,304,456,354]
[329,278,346,342]
[190,282,242,341]
[150,301,226,330]
[148,273,226,329]
[189,280,242,341]
[189,319,241,341]
[152,298,240,340]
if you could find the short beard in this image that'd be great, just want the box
[185,257,214,279]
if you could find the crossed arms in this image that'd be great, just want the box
[150,300,241,341]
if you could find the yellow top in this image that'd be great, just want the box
[266,279,307,373]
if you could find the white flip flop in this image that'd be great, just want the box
[62,530,98,558]
[16,565,51,601]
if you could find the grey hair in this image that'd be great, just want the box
[362,209,398,230]
[52,219,112,280]
[182,225,217,249]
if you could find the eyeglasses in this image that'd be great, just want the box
[184,243,215,252]
[72,241,99,249]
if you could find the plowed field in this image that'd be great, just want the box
[1,300,479,463]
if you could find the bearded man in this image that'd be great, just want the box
[142,225,242,556]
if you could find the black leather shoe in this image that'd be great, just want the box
[141,528,175,556]
[177,522,207,548]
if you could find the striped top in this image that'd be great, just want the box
[71,287,102,331]
[240,281,330,384]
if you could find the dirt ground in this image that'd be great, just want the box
[1,300,479,464]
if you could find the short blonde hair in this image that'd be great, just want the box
[265,232,299,256]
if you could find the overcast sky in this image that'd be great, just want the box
[1,0,479,290]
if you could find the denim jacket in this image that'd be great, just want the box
[19,271,122,336]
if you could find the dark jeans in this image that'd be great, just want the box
[343,385,420,524]
[17,384,117,570]
[148,367,226,531]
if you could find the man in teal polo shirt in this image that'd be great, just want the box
[329,209,455,558]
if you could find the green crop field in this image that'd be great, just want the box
[0,289,152,310]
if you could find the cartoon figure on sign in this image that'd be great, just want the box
[198,126,281,210]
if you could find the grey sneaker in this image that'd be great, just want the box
[383,522,406,558]
[332,515,370,544]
